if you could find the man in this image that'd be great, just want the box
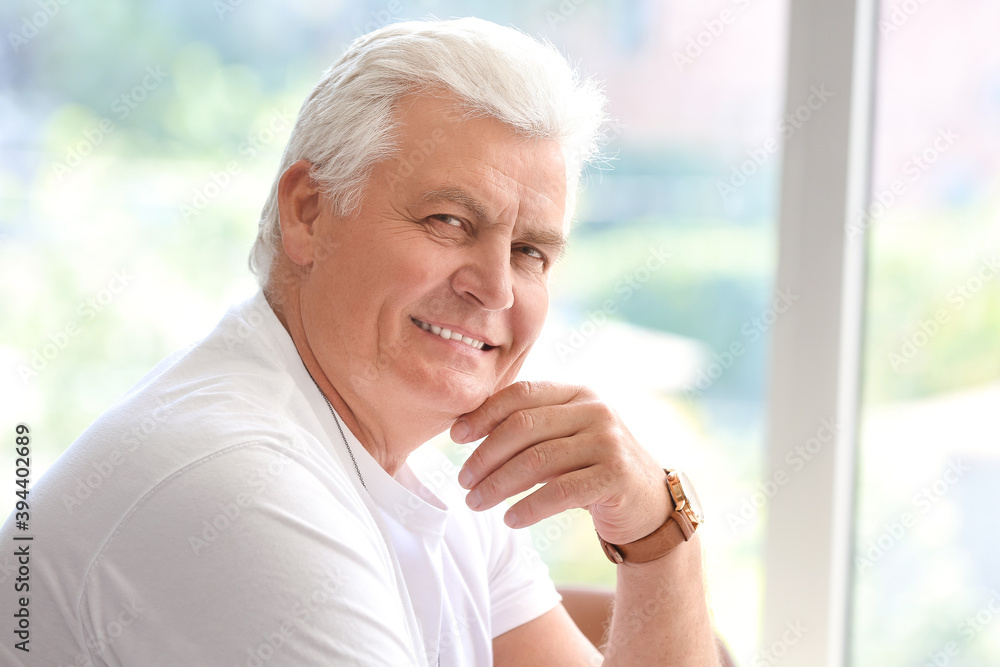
[1,18,718,666]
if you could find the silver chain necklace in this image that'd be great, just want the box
[310,381,441,667]
[317,391,368,492]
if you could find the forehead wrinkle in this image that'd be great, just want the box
[470,150,565,215]
[429,153,565,226]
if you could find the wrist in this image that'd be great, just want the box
[598,469,704,565]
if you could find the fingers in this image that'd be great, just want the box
[458,401,593,490]
[451,381,587,444]
[451,381,664,543]
[503,466,609,529]
[464,434,602,514]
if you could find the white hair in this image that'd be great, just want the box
[249,17,609,285]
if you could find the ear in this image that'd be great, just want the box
[276,159,322,267]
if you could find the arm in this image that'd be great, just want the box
[556,586,615,649]
[493,604,602,666]
[556,586,737,666]
[492,541,718,666]
[454,381,720,666]
[603,535,716,665]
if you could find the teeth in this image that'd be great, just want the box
[412,318,486,350]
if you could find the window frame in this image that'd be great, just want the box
[761,0,878,664]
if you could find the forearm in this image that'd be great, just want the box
[601,535,718,666]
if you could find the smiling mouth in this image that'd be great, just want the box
[411,317,492,351]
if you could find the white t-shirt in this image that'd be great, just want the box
[0,292,560,666]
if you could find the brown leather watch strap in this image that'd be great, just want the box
[599,513,689,564]
[597,468,701,564]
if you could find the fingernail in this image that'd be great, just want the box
[452,419,470,443]
[466,488,483,510]
[504,508,519,528]
[458,467,473,489]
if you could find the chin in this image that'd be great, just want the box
[422,374,494,417]
[444,385,493,416]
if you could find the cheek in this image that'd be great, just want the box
[512,283,550,347]
[391,251,441,287]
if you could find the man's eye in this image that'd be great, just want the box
[515,245,545,261]
[431,214,463,228]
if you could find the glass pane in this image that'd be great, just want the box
[0,1,786,662]
[852,2,1000,665]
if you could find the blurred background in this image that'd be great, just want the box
[1,1,997,665]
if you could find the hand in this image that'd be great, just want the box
[451,381,670,545]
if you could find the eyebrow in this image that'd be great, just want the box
[422,186,568,260]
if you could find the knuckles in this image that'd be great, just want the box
[467,382,647,517]
[603,448,631,480]
[511,380,536,402]
[581,400,631,452]
[548,476,575,505]
[522,442,547,474]
[477,471,504,503]
[508,408,535,435]
[464,447,486,479]
[585,399,619,429]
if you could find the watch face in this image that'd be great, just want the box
[677,471,705,523]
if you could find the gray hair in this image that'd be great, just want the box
[249,17,609,285]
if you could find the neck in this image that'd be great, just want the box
[264,281,447,477]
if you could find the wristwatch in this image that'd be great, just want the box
[598,469,704,564]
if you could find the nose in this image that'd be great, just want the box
[450,239,515,311]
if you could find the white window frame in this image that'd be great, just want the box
[762,0,878,664]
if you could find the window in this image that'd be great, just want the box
[851,1,1000,664]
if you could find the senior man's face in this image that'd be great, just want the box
[298,94,567,418]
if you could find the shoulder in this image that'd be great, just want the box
[44,291,322,512]
[97,440,378,567]
[77,444,421,664]
[22,291,352,593]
